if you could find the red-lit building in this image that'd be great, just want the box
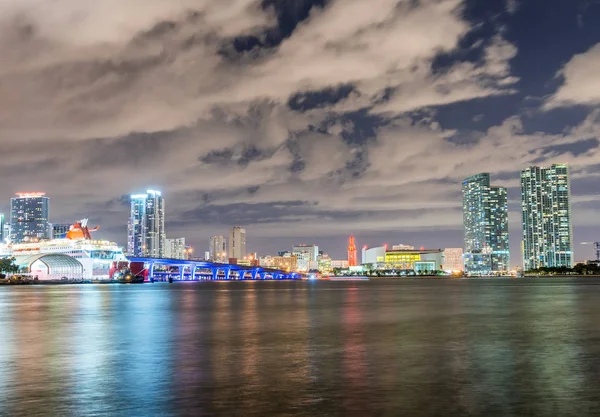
[348,236,357,266]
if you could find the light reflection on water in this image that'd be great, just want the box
[1,279,600,416]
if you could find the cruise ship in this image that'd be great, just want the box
[0,219,127,280]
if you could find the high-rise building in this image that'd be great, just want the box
[521,164,573,270]
[229,226,246,261]
[292,244,319,271]
[0,213,4,243]
[52,223,71,239]
[164,237,186,259]
[348,235,357,266]
[462,174,509,274]
[128,190,165,257]
[209,235,227,262]
[10,192,50,243]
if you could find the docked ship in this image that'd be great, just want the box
[0,219,128,280]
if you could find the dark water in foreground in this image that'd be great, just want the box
[1,278,600,417]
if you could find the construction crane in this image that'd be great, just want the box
[581,242,600,262]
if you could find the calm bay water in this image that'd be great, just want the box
[1,278,600,416]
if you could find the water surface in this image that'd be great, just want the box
[1,278,600,416]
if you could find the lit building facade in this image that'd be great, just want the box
[165,237,186,260]
[209,235,227,262]
[443,248,464,272]
[272,255,297,272]
[229,226,246,261]
[521,164,573,270]
[10,193,50,243]
[363,246,454,272]
[462,173,509,274]
[127,190,165,257]
[331,260,349,269]
[318,253,332,274]
[348,236,357,266]
[292,244,319,272]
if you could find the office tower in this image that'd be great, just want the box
[292,244,319,271]
[52,223,72,239]
[521,164,573,270]
[462,174,509,274]
[229,226,246,261]
[127,190,165,257]
[348,235,357,266]
[10,192,51,243]
[0,214,4,243]
[209,235,227,262]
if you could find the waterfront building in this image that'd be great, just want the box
[272,255,297,272]
[362,246,387,266]
[521,164,573,270]
[165,237,186,260]
[10,192,51,243]
[259,256,275,268]
[292,244,319,272]
[362,246,446,272]
[317,253,332,274]
[348,236,357,266]
[331,260,349,269]
[52,223,71,239]
[209,235,227,262]
[462,173,509,274]
[127,190,165,257]
[443,248,464,272]
[229,226,246,261]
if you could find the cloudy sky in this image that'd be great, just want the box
[1,0,599,263]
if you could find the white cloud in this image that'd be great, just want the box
[545,43,600,108]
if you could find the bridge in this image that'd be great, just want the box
[126,257,302,282]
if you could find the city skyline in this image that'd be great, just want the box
[0,163,592,265]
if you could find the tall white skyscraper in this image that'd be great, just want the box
[521,164,573,270]
[462,173,509,274]
[209,235,227,262]
[228,226,246,261]
[128,190,165,257]
[10,193,51,243]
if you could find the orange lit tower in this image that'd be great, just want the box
[348,235,357,266]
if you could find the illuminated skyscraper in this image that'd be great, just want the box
[229,226,246,261]
[348,235,357,266]
[462,174,509,274]
[128,190,165,257]
[10,193,50,243]
[521,164,573,270]
[209,235,227,262]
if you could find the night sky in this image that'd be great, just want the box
[1,0,599,263]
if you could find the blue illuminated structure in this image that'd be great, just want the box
[127,257,301,282]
